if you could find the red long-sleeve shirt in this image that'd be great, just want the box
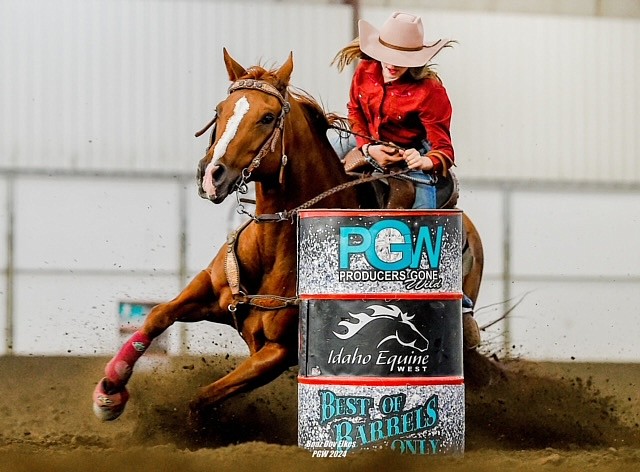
[347,60,454,171]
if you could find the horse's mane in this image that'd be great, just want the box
[240,66,349,133]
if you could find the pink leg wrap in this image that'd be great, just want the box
[105,331,152,385]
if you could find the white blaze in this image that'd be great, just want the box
[202,95,250,197]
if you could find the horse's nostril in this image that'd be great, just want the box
[211,164,225,182]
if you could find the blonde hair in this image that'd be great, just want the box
[331,38,456,83]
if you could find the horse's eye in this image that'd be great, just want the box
[260,113,275,125]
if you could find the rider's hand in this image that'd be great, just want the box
[403,148,434,172]
[366,144,404,168]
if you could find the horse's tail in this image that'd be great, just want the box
[462,212,484,306]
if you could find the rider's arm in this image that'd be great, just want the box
[417,79,455,172]
[347,64,373,151]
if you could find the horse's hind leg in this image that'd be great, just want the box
[93,269,224,421]
[188,341,293,425]
[188,307,297,423]
[460,213,508,387]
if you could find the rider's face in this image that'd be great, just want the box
[381,63,409,81]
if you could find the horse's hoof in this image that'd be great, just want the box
[92,378,129,421]
[188,396,219,430]
[187,398,206,428]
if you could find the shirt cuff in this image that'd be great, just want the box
[426,150,453,174]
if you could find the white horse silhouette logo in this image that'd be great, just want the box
[333,304,430,352]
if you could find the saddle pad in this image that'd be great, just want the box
[343,148,369,173]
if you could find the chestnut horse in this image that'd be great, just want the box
[92,49,485,423]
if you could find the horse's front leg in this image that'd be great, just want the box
[93,268,230,421]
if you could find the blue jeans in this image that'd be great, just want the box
[409,171,437,209]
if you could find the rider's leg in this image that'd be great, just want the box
[462,295,481,350]
[327,129,356,161]
[410,175,437,209]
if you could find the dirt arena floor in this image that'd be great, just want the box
[1,353,639,471]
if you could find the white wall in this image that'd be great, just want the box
[2,1,639,184]
[0,0,353,172]
[507,191,640,361]
[459,184,640,362]
[0,178,7,356]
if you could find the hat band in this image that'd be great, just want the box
[378,37,424,52]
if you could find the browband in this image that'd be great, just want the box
[228,78,288,107]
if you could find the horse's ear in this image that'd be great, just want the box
[274,51,294,89]
[223,47,247,82]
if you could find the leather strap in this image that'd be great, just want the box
[223,219,251,296]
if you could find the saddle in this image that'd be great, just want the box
[343,148,459,210]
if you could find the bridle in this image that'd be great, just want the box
[228,79,290,177]
[196,78,291,197]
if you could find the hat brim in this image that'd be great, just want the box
[358,19,447,68]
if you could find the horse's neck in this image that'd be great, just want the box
[261,135,354,207]
[252,103,358,253]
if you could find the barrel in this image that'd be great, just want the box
[297,209,464,457]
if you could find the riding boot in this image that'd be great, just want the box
[463,312,481,350]
[462,295,481,350]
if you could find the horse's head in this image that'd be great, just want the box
[197,48,293,203]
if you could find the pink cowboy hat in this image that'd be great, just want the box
[358,12,448,68]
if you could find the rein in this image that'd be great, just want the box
[221,167,412,324]
[222,170,408,317]
[249,168,412,223]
